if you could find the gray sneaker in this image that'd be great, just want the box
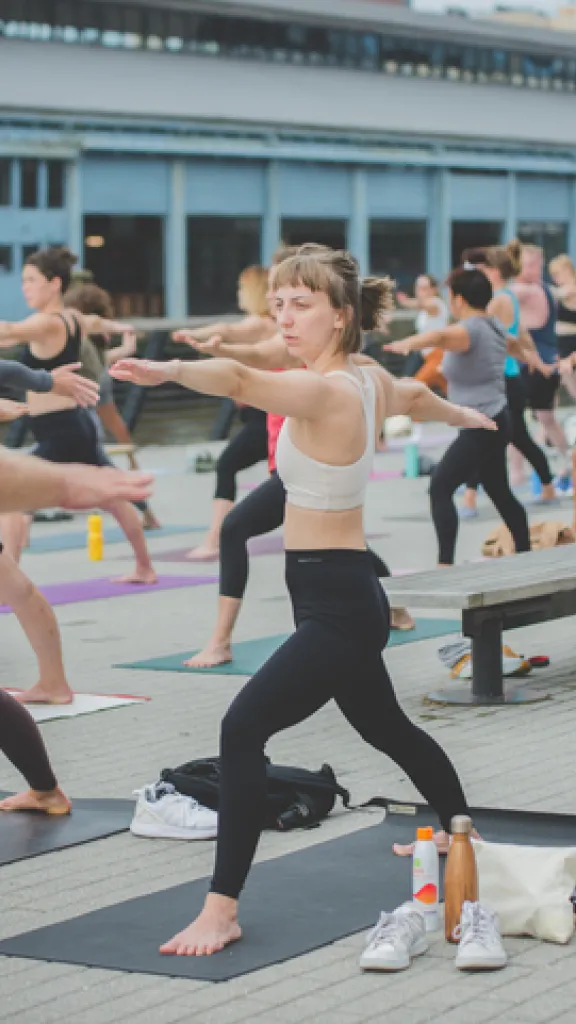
[360,902,428,972]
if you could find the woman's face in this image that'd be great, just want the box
[274,284,345,362]
[22,265,59,310]
[415,276,435,302]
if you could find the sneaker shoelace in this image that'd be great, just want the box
[367,910,419,950]
[453,903,496,947]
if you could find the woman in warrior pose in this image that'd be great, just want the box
[0,245,156,584]
[112,245,492,956]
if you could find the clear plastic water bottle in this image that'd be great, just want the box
[412,826,439,932]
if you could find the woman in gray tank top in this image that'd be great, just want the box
[386,268,530,565]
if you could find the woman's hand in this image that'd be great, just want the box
[383,338,413,357]
[173,331,223,355]
[0,399,29,422]
[50,364,100,406]
[109,358,176,387]
[455,407,498,431]
[83,315,135,340]
[59,465,154,509]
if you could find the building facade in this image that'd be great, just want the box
[0,0,575,318]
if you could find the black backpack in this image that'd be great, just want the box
[160,756,350,831]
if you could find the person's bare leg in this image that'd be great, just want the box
[184,596,241,667]
[107,500,157,584]
[186,499,233,561]
[461,487,478,512]
[160,893,241,956]
[561,370,576,403]
[536,410,569,459]
[0,512,31,563]
[0,557,73,704]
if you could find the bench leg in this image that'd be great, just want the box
[471,618,504,703]
[427,614,550,707]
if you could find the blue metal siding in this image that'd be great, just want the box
[82,156,170,214]
[449,174,509,220]
[366,169,429,218]
[278,163,351,217]
[185,160,266,215]
[517,176,572,221]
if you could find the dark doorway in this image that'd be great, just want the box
[187,216,261,315]
[451,221,502,267]
[281,218,347,251]
[84,215,164,317]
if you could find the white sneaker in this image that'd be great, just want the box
[359,902,428,972]
[130,782,218,840]
[454,901,507,971]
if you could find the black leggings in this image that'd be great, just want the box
[210,549,469,899]
[0,690,57,792]
[430,407,531,565]
[219,472,391,599]
[215,413,268,503]
[466,376,552,490]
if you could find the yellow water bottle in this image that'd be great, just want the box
[88,514,103,561]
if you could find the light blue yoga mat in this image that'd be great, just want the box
[27,525,205,554]
[116,618,461,675]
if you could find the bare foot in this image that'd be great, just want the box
[390,607,415,631]
[0,786,71,815]
[112,568,158,585]
[14,683,74,705]
[541,483,556,502]
[184,643,232,668]
[160,895,241,956]
[185,545,220,562]
[394,829,451,857]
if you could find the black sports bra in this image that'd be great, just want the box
[557,300,576,327]
[23,313,82,371]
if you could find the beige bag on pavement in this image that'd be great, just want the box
[474,839,576,943]
[482,521,576,558]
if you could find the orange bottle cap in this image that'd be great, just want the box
[416,826,434,841]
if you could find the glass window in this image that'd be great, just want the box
[20,159,38,208]
[451,221,502,267]
[22,244,41,265]
[518,222,568,269]
[83,215,165,317]
[47,160,65,208]
[0,246,13,273]
[187,216,261,315]
[0,158,11,205]
[281,218,347,251]
[369,220,427,292]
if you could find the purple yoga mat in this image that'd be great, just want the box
[0,575,218,613]
[139,531,390,564]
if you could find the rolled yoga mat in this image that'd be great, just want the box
[0,575,218,613]
[2,799,575,980]
[0,795,133,867]
[116,619,461,675]
[27,524,204,554]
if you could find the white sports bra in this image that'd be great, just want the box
[275,367,376,512]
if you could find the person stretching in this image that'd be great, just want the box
[0,450,154,810]
[386,267,531,566]
[459,241,555,515]
[111,245,493,956]
[0,245,156,584]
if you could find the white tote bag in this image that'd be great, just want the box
[474,840,576,944]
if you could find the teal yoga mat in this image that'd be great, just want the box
[27,524,205,554]
[116,618,461,675]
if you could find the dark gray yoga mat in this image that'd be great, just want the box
[2,800,575,980]
[0,795,133,866]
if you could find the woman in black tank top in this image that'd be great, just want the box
[0,245,156,593]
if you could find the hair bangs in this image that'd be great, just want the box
[271,254,339,302]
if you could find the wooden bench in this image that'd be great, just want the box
[383,545,576,706]
[105,443,138,471]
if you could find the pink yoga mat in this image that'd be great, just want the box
[0,575,218,613]
[369,469,403,481]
